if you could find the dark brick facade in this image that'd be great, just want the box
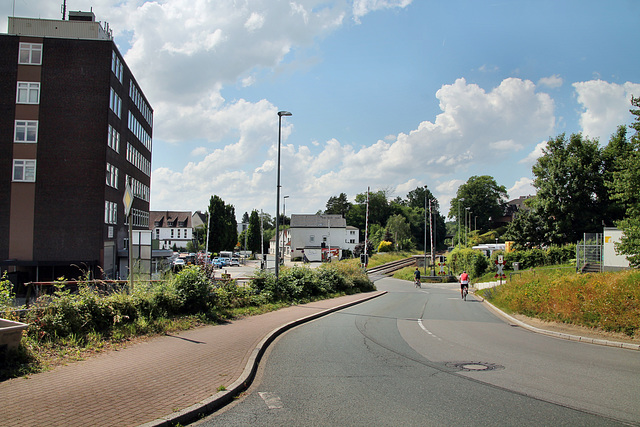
[0,25,152,283]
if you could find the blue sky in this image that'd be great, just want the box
[4,0,639,222]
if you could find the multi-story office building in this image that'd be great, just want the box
[0,12,153,285]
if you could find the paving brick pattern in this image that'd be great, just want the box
[0,292,384,426]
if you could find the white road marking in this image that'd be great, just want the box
[258,392,284,409]
[417,319,442,341]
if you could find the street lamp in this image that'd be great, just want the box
[282,195,289,262]
[275,111,291,280]
[458,198,465,248]
[466,207,471,247]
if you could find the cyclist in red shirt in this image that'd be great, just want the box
[459,271,469,299]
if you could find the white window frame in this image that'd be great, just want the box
[18,43,42,65]
[105,200,118,225]
[14,120,38,143]
[110,88,121,118]
[106,163,119,189]
[12,159,36,182]
[16,82,40,104]
[108,124,120,153]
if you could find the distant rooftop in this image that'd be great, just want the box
[7,11,112,40]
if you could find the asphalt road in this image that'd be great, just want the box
[196,277,640,426]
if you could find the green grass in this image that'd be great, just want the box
[478,269,640,337]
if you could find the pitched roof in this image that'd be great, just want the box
[290,214,346,228]
[149,211,192,229]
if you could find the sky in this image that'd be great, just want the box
[4,0,639,222]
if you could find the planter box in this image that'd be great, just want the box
[0,318,28,352]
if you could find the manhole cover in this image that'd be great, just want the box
[445,362,504,372]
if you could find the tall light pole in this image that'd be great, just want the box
[458,198,465,248]
[424,188,427,275]
[275,111,291,280]
[282,195,289,262]
[465,207,471,247]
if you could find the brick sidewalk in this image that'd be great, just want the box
[0,291,385,427]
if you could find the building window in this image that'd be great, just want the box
[16,82,40,104]
[108,124,120,153]
[14,120,38,143]
[171,229,174,238]
[177,229,181,239]
[13,159,36,182]
[310,235,315,243]
[18,43,42,65]
[110,88,121,118]
[105,200,117,224]
[111,51,123,83]
[106,163,119,189]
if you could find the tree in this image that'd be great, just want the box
[448,175,508,232]
[247,210,261,254]
[325,193,352,217]
[608,96,640,266]
[531,133,606,245]
[206,195,237,253]
[386,214,411,250]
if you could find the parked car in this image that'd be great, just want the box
[229,258,240,266]
[212,258,223,268]
[219,257,230,267]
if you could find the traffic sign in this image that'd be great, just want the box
[123,181,133,218]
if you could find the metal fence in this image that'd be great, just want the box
[576,233,602,273]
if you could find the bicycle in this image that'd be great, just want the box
[462,285,468,301]
[415,277,421,288]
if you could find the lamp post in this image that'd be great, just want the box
[458,198,465,248]
[424,188,427,275]
[275,111,291,280]
[282,195,289,262]
[466,207,471,247]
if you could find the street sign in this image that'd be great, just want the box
[123,181,133,218]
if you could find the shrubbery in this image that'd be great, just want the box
[18,264,375,345]
[447,248,489,278]
[490,244,576,270]
[479,269,640,337]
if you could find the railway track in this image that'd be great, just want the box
[366,257,416,276]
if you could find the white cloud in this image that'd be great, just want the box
[151,77,557,216]
[538,74,563,88]
[190,147,208,157]
[508,177,536,200]
[573,80,640,142]
[519,140,547,164]
[352,0,413,23]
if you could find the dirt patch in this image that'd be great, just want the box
[511,313,640,345]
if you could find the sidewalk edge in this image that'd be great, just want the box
[139,290,387,427]
[476,292,640,351]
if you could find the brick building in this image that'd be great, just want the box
[0,12,153,285]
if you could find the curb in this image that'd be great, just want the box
[139,290,387,427]
[475,292,640,352]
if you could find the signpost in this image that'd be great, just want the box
[495,254,506,285]
[123,179,134,291]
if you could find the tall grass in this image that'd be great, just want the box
[479,269,640,337]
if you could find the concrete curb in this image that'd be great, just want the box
[475,292,640,351]
[139,290,387,427]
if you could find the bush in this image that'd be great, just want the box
[0,271,15,310]
[171,266,211,313]
[447,248,488,278]
[378,241,393,253]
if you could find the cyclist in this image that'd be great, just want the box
[413,267,421,288]
[459,270,469,299]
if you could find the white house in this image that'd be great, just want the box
[269,228,291,259]
[289,214,359,261]
[149,211,193,250]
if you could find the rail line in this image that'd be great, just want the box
[366,257,416,276]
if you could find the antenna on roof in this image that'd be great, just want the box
[61,0,67,20]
